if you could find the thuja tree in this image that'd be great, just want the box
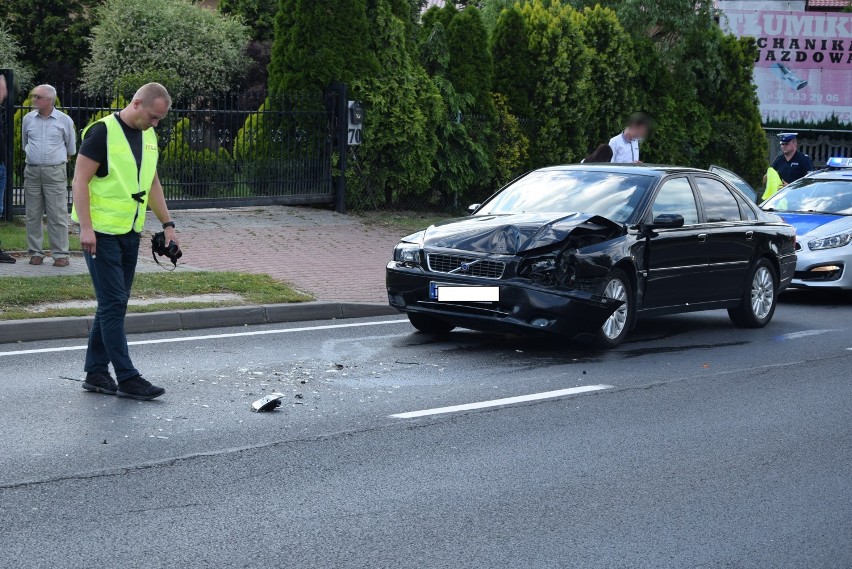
[520,0,591,166]
[697,31,767,187]
[421,21,489,207]
[491,5,533,119]
[445,5,497,196]
[268,0,378,97]
[349,0,442,208]
[577,5,637,149]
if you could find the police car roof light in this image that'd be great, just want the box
[826,157,852,169]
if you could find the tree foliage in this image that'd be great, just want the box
[0,25,33,90]
[0,0,98,84]
[269,0,378,97]
[421,21,490,207]
[493,92,530,187]
[481,0,516,34]
[491,6,533,118]
[446,6,494,115]
[697,32,767,187]
[349,0,442,208]
[218,0,277,41]
[83,0,249,97]
[577,5,636,149]
[520,0,590,166]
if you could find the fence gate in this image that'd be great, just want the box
[0,72,346,217]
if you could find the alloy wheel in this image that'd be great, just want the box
[602,278,629,340]
[750,266,775,320]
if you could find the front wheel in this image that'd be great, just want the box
[584,269,634,349]
[728,258,778,328]
[408,313,456,334]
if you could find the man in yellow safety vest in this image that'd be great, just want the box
[71,83,178,400]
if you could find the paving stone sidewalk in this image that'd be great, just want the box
[163,206,405,303]
[0,207,407,303]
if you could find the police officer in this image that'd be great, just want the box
[71,83,178,400]
[772,133,814,185]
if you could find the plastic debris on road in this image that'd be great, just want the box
[251,392,286,412]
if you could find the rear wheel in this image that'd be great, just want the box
[728,258,777,328]
[408,313,456,334]
[585,269,634,349]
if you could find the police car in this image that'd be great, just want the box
[761,157,852,289]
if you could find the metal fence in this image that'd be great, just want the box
[1,73,342,218]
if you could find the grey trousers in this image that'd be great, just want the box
[24,163,70,259]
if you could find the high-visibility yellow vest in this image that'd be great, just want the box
[762,167,783,201]
[72,113,158,234]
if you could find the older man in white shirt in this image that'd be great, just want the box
[608,113,650,164]
[22,84,76,266]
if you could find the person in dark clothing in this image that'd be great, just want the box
[582,144,614,163]
[771,133,814,185]
[0,74,15,263]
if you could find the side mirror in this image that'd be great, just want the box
[650,213,684,229]
[468,203,481,214]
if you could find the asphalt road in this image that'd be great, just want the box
[1,290,850,568]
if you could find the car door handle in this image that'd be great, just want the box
[697,233,708,243]
[745,230,754,240]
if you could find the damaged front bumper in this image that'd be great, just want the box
[386,262,622,336]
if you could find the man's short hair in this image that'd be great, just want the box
[133,82,172,109]
[627,112,650,128]
[33,84,57,103]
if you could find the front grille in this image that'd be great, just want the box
[427,254,506,279]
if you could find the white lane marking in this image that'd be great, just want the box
[778,329,837,340]
[391,384,613,419]
[0,319,409,357]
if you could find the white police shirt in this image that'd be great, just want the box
[608,132,639,163]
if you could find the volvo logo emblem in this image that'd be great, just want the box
[459,263,470,272]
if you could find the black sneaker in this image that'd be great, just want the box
[82,371,118,395]
[0,249,15,264]
[116,375,165,401]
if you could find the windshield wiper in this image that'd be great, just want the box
[789,210,846,216]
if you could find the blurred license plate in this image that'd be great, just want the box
[430,282,499,302]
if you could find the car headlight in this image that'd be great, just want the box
[393,244,421,264]
[808,232,852,251]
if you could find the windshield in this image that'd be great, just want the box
[479,169,653,223]
[762,179,852,215]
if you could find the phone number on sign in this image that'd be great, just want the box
[766,91,842,103]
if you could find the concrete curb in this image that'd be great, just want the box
[0,302,401,345]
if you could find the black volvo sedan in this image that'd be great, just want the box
[386,165,797,347]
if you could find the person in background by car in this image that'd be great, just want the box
[609,113,650,164]
[771,133,814,185]
[582,144,614,164]
[22,84,76,267]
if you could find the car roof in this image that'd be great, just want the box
[803,169,852,182]
[539,164,713,177]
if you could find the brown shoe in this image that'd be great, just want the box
[29,256,43,265]
[53,257,70,267]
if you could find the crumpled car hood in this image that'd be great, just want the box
[418,213,624,254]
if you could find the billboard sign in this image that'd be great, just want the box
[719,2,852,124]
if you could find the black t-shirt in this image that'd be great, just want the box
[78,113,143,177]
[772,150,814,184]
